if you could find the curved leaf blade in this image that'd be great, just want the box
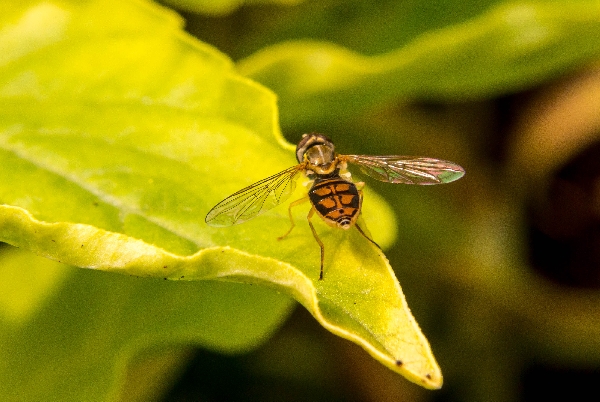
[0,0,442,392]
[239,1,600,126]
[0,205,442,388]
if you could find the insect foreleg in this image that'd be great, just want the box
[277,196,309,241]
[306,207,326,280]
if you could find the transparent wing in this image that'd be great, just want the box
[342,155,465,185]
[205,164,305,227]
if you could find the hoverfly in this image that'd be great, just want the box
[205,133,465,280]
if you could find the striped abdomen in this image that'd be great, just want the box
[309,176,361,229]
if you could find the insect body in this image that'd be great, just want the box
[309,176,361,229]
[205,133,465,280]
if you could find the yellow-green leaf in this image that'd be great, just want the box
[0,0,442,398]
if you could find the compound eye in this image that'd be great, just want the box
[296,133,334,162]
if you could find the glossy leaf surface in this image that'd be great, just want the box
[0,1,439,399]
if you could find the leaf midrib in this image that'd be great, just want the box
[0,128,212,249]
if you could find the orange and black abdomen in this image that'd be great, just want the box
[309,176,361,228]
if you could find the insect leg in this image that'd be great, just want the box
[307,207,326,280]
[355,223,382,251]
[277,196,309,241]
[355,189,381,250]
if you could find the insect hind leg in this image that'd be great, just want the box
[354,189,381,251]
[355,222,382,251]
[277,196,309,241]
[306,207,326,280]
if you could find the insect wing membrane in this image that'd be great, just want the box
[205,165,304,227]
[344,155,465,185]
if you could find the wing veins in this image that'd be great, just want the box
[234,171,292,221]
[205,164,305,226]
[343,155,464,185]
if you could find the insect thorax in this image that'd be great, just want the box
[309,175,361,229]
